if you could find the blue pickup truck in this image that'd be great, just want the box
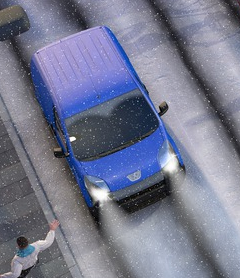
[31,26,185,219]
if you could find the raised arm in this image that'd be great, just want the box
[35,219,60,251]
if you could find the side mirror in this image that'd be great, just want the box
[158,101,168,116]
[54,147,68,158]
[0,5,30,41]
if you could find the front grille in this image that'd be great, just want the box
[109,170,169,212]
[117,179,169,213]
[111,170,165,201]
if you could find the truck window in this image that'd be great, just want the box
[65,89,159,161]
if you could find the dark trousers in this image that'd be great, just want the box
[18,259,39,278]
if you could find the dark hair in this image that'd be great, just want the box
[17,236,29,249]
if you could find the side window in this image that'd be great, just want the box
[53,107,68,151]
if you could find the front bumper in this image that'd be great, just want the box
[114,165,185,213]
[117,179,169,212]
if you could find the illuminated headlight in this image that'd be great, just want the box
[84,176,110,204]
[163,155,179,173]
[158,140,180,174]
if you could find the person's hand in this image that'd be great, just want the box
[49,219,60,231]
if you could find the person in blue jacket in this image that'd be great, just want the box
[0,219,60,278]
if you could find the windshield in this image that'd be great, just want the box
[65,89,159,161]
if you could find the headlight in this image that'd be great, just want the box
[84,176,110,204]
[158,140,180,174]
[162,155,179,173]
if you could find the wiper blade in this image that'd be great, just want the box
[85,129,156,160]
[103,140,136,155]
[84,140,136,161]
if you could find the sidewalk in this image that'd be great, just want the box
[0,40,117,278]
[0,117,73,278]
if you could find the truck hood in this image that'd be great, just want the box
[80,129,165,192]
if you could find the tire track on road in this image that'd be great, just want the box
[150,0,240,157]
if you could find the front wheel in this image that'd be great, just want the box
[164,163,186,185]
[88,202,101,224]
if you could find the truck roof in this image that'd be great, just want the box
[31,26,136,118]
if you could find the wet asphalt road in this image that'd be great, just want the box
[1,0,240,277]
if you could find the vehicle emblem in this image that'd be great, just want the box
[127,170,141,182]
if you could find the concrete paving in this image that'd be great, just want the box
[0,111,78,277]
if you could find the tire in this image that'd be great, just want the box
[89,203,101,225]
[0,5,30,41]
[164,179,172,196]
